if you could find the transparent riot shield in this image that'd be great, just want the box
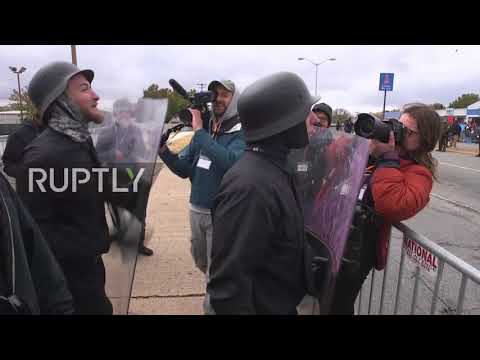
[291,127,369,313]
[92,97,168,314]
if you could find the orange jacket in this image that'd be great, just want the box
[370,155,433,270]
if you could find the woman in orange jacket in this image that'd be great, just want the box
[329,104,441,315]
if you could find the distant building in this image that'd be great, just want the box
[0,110,22,135]
[384,111,401,120]
[435,108,467,124]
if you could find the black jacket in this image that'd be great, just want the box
[1,120,43,179]
[450,123,461,136]
[208,148,306,314]
[17,128,110,261]
[0,172,73,314]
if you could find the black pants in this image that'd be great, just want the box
[439,134,448,151]
[136,180,150,248]
[58,256,113,315]
[329,232,377,315]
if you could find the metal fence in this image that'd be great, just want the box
[0,135,7,157]
[355,222,480,315]
[3,132,480,315]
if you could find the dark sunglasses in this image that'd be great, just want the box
[405,126,419,137]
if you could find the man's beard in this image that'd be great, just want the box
[214,109,225,117]
[213,102,227,117]
[84,108,105,124]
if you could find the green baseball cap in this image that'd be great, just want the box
[208,79,235,93]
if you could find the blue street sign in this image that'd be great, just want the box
[379,73,394,91]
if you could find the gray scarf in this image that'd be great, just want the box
[48,93,91,143]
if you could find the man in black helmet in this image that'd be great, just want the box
[16,62,113,314]
[207,72,317,314]
[311,102,333,129]
[308,102,334,146]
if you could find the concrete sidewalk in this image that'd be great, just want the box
[129,167,205,315]
[440,142,479,156]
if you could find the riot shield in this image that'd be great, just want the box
[291,127,369,313]
[92,97,168,315]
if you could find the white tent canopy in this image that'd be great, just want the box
[467,100,480,109]
[467,100,480,117]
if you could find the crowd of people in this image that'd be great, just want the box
[1,61,443,315]
[437,118,480,156]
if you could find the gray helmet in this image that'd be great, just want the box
[238,72,319,142]
[28,61,94,122]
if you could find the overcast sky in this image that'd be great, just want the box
[0,45,479,113]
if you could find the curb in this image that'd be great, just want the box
[443,149,479,156]
[430,193,480,215]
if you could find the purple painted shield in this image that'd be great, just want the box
[291,128,369,310]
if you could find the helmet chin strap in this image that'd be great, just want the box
[284,121,309,149]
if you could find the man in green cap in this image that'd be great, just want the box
[159,79,245,314]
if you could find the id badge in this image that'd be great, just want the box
[358,184,367,200]
[197,155,212,170]
[296,161,309,172]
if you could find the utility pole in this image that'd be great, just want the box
[9,66,27,122]
[71,45,78,66]
[298,57,336,96]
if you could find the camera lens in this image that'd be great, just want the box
[354,113,392,143]
[355,114,376,138]
[359,116,374,134]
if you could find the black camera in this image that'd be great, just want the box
[354,113,405,144]
[169,79,216,127]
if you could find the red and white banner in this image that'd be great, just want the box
[403,235,438,274]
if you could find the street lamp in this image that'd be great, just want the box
[298,57,336,96]
[197,83,207,92]
[9,66,27,122]
[71,45,77,66]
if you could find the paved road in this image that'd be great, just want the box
[2,135,479,315]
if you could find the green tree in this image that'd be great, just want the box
[143,83,191,122]
[143,83,170,99]
[431,103,445,110]
[448,93,479,109]
[7,87,39,120]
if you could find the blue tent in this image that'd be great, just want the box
[467,101,480,117]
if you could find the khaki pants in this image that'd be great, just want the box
[452,134,459,148]
[189,209,215,314]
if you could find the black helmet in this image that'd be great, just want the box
[238,72,319,142]
[28,61,94,122]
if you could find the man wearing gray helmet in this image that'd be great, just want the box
[16,62,112,314]
[207,72,317,314]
